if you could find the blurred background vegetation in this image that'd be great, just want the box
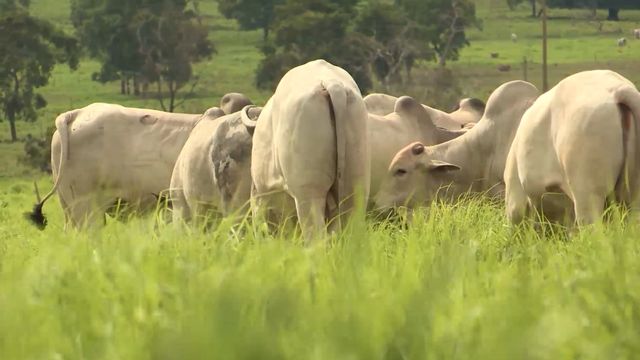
[1,0,640,178]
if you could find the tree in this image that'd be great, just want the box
[71,0,213,109]
[354,1,432,86]
[256,0,376,92]
[546,0,639,20]
[0,1,79,142]
[70,0,146,94]
[133,2,214,112]
[399,0,480,68]
[218,0,283,42]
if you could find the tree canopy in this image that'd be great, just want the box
[218,0,283,42]
[546,0,640,20]
[70,0,214,109]
[0,1,79,141]
[256,0,478,92]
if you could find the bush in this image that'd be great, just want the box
[20,126,55,173]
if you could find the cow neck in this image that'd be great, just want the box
[428,119,498,190]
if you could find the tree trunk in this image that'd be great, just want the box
[607,8,619,21]
[133,74,140,96]
[531,0,536,17]
[8,108,17,142]
[120,76,126,94]
[263,27,269,43]
[168,81,176,112]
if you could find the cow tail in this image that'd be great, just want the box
[324,82,349,230]
[614,86,640,207]
[26,110,76,229]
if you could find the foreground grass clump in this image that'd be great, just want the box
[1,179,640,359]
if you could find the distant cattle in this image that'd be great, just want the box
[251,59,369,240]
[505,70,640,225]
[374,80,539,210]
[618,37,627,47]
[170,105,261,225]
[511,33,518,42]
[633,29,640,39]
[363,93,485,130]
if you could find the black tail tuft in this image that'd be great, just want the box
[25,202,47,230]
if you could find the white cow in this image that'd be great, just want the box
[368,96,469,204]
[29,94,252,229]
[251,59,370,240]
[170,105,261,225]
[505,70,640,225]
[363,92,485,129]
[374,80,539,210]
[28,103,204,229]
[633,29,640,39]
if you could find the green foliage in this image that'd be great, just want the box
[218,0,283,41]
[0,2,78,141]
[2,179,640,358]
[256,0,375,91]
[257,0,480,91]
[70,0,145,83]
[354,0,432,86]
[70,0,214,110]
[133,1,215,111]
[20,125,55,172]
[399,0,481,67]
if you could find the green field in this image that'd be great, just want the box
[2,0,640,358]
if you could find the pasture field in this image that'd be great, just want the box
[2,0,640,358]
[2,177,640,359]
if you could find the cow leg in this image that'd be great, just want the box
[571,191,606,226]
[293,195,327,243]
[66,197,107,230]
[505,163,528,225]
[171,188,191,225]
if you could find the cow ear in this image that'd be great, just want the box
[426,160,460,174]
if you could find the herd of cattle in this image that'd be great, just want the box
[28,59,640,239]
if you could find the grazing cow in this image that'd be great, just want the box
[251,59,369,240]
[504,70,640,225]
[618,37,627,47]
[27,103,204,229]
[363,93,485,130]
[511,33,518,42]
[634,29,640,39]
[374,80,539,210]
[368,96,469,203]
[170,105,261,225]
[220,92,252,115]
[27,93,252,229]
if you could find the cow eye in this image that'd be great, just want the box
[394,168,408,177]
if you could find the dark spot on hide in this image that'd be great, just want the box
[140,114,158,125]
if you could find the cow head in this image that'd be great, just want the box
[374,142,460,209]
[220,92,253,115]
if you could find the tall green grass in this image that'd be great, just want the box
[1,178,640,359]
